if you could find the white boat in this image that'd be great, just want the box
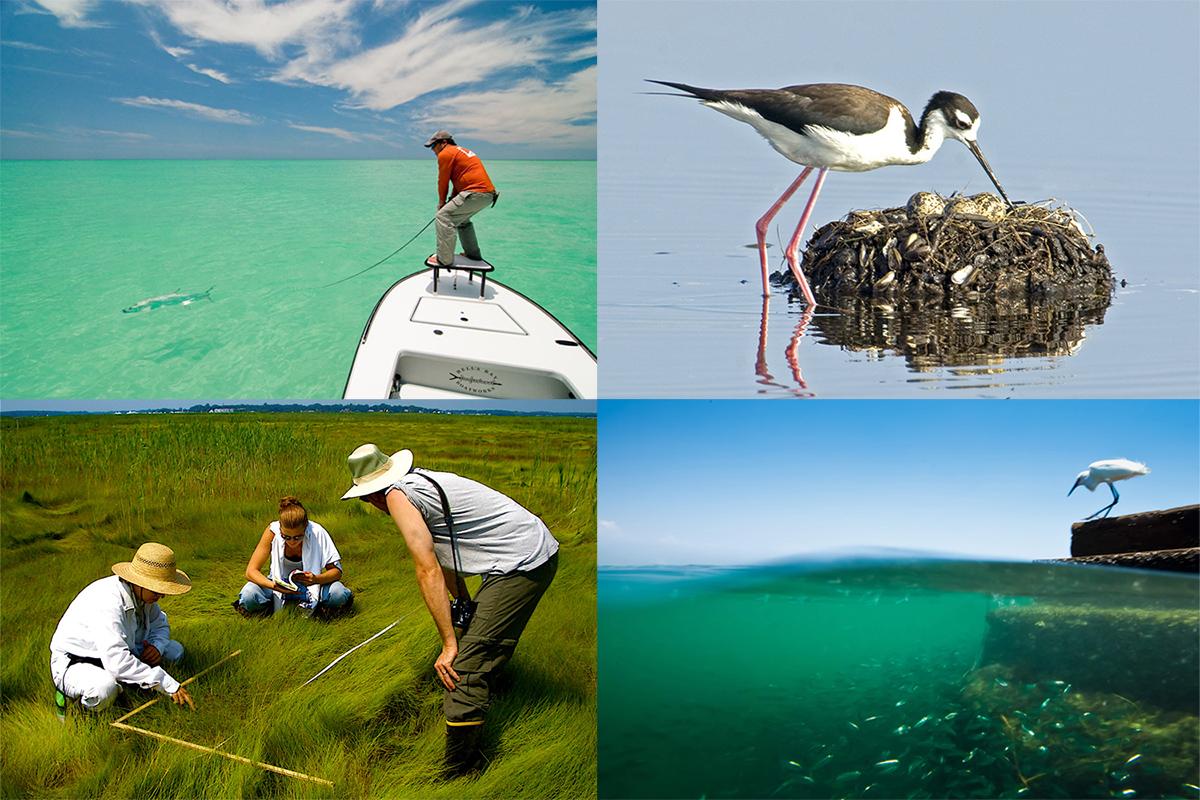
[343,259,596,399]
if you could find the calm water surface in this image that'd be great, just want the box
[600,149,1199,397]
[1,160,595,398]
[599,559,1200,799]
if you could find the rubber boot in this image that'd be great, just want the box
[443,722,485,778]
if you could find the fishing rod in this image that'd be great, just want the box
[320,217,436,289]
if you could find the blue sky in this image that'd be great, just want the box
[599,400,1200,565]
[1,0,595,159]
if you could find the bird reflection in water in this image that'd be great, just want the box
[811,294,1110,373]
[749,289,1112,394]
[754,296,815,396]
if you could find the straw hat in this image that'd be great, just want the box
[111,543,192,595]
[342,444,414,499]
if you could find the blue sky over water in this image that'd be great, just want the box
[599,400,1200,565]
[1,0,595,159]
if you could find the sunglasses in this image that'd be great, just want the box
[280,532,305,542]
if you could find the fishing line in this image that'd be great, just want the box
[320,217,436,289]
[301,610,413,687]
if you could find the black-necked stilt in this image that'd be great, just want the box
[1069,459,1150,520]
[648,80,1013,304]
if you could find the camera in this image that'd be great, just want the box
[451,597,478,632]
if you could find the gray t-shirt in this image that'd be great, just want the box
[390,469,558,576]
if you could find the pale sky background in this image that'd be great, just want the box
[1,0,596,159]
[599,400,1200,565]
[599,0,1199,190]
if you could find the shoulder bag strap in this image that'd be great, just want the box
[409,471,470,600]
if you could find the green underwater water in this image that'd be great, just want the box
[0,159,595,398]
[599,560,1200,799]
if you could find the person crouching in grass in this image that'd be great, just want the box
[236,496,353,618]
[342,444,559,777]
[50,542,195,715]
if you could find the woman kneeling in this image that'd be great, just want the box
[236,496,352,617]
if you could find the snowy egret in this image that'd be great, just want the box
[646,81,1012,303]
[1069,459,1150,520]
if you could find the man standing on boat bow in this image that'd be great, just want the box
[424,131,498,269]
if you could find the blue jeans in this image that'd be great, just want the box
[238,581,352,612]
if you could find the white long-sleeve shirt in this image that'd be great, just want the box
[49,575,180,694]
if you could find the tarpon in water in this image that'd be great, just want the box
[122,287,213,314]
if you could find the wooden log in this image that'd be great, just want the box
[1070,504,1199,557]
[1050,547,1199,573]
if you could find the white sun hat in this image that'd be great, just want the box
[342,444,414,500]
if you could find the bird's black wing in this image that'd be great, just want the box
[753,84,903,136]
[648,80,910,138]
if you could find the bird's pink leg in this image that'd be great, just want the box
[782,167,829,307]
[755,167,813,297]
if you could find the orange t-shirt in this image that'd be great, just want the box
[437,145,496,204]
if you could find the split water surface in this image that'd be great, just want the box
[599,559,1199,799]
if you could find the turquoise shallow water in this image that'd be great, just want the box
[0,160,595,398]
[599,559,1199,799]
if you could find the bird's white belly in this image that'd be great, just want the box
[706,101,919,172]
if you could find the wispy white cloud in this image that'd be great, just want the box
[288,122,400,147]
[129,0,360,59]
[1,128,45,139]
[288,122,359,141]
[273,2,596,111]
[2,126,151,142]
[185,64,233,84]
[30,0,103,28]
[1,39,57,52]
[114,96,257,125]
[147,28,232,84]
[31,0,596,151]
[420,66,595,148]
[74,127,154,140]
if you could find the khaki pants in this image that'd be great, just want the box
[444,552,558,723]
[436,191,494,264]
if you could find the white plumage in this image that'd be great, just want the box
[704,102,950,172]
[1069,459,1150,520]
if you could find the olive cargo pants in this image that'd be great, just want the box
[445,552,558,724]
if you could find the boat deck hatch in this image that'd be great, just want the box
[410,296,526,335]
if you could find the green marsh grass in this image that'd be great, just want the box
[0,412,596,799]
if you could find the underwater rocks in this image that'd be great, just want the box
[780,192,1114,302]
[961,664,1200,800]
[980,605,1200,712]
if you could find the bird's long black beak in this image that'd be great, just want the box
[1067,478,1082,496]
[966,140,1014,210]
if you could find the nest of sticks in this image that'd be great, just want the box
[782,192,1114,301]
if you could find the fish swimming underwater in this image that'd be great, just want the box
[122,288,213,314]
